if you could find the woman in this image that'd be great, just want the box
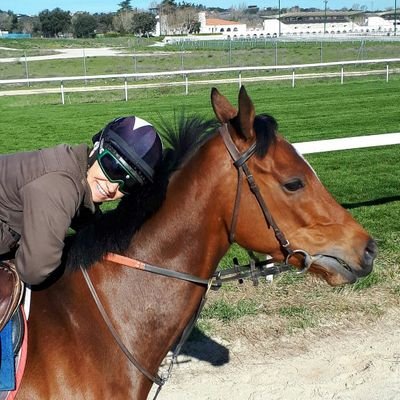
[0,115,163,331]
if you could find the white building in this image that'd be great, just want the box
[369,10,400,33]
[163,9,399,43]
[262,11,365,36]
[262,10,400,37]
[198,11,247,36]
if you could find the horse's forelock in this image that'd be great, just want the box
[254,114,278,158]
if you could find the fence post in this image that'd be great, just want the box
[24,51,30,87]
[185,74,188,95]
[83,49,87,85]
[341,65,344,84]
[124,77,128,101]
[60,81,65,105]
[292,69,295,88]
[133,50,137,75]
[181,50,184,71]
[229,38,232,67]
[386,64,389,82]
[320,41,323,63]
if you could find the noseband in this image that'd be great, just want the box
[219,123,314,274]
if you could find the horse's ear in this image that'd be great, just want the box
[211,87,237,123]
[238,86,256,140]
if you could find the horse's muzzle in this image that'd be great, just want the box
[287,237,378,285]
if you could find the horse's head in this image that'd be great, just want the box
[211,86,377,286]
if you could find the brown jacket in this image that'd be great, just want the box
[0,144,95,285]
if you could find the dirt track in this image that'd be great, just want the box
[152,310,400,400]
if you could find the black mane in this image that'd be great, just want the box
[253,113,278,158]
[64,111,276,272]
[65,113,219,271]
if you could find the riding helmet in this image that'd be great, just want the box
[92,116,163,186]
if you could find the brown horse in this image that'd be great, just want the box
[17,87,377,399]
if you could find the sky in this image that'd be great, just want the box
[0,0,396,15]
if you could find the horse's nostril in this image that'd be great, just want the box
[364,239,378,263]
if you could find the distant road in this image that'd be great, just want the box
[0,47,180,63]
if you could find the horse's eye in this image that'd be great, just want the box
[283,178,304,192]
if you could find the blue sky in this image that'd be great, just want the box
[0,0,396,14]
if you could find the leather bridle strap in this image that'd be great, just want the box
[81,266,165,387]
[80,254,209,392]
[104,253,209,286]
[219,124,292,253]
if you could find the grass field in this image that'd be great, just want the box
[1,54,399,338]
[1,37,400,80]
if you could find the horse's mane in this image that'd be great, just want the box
[65,113,219,271]
[64,111,277,271]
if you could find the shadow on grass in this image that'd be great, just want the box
[177,326,230,366]
[342,195,400,209]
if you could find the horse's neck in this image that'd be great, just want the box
[129,141,231,278]
[29,139,232,398]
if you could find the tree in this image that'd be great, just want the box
[10,12,18,32]
[188,20,200,33]
[0,12,13,31]
[113,11,134,34]
[18,15,38,34]
[72,12,97,38]
[94,13,114,34]
[118,0,133,12]
[131,12,156,36]
[39,8,71,37]
[160,0,177,16]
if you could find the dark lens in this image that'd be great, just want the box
[99,152,138,194]
[100,153,127,181]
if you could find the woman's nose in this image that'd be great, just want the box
[108,182,120,194]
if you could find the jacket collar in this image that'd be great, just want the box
[71,144,96,213]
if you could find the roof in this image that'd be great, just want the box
[206,18,242,26]
[262,10,364,19]
[378,9,400,16]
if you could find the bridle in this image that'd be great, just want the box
[219,124,291,250]
[80,122,337,398]
[219,123,319,273]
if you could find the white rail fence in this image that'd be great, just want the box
[294,132,400,154]
[1,58,399,104]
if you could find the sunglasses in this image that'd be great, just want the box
[97,148,143,194]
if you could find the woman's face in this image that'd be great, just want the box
[87,160,125,203]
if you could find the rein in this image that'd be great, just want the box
[81,253,291,398]
[80,255,211,399]
[80,254,212,400]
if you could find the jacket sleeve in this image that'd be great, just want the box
[15,173,82,285]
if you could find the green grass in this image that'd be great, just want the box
[201,299,260,322]
[278,305,317,332]
[1,77,399,149]
[1,75,399,336]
